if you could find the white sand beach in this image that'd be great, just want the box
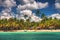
[1,30,60,32]
[8,30,60,32]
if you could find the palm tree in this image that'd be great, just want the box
[41,13,45,18]
[24,15,28,19]
[35,9,41,17]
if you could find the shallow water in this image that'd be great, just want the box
[0,32,60,40]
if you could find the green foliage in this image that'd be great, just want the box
[24,15,28,19]
[41,13,46,18]
[35,9,40,17]
[0,10,60,30]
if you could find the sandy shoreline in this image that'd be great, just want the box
[15,30,60,32]
[0,30,60,32]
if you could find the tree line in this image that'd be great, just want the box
[0,10,60,31]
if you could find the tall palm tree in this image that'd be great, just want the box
[41,13,46,18]
[35,9,41,17]
[24,15,28,19]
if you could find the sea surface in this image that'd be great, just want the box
[0,32,60,40]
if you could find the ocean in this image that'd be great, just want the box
[0,32,60,40]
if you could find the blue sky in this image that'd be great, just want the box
[0,0,59,15]
[15,0,58,16]
[34,0,59,16]
[0,0,60,18]
[15,0,59,16]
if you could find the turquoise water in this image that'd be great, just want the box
[0,32,60,40]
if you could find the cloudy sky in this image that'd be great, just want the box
[0,0,60,21]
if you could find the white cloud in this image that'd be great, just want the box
[48,13,60,19]
[20,10,32,16]
[0,9,14,19]
[16,9,42,22]
[31,14,42,22]
[55,0,60,13]
[3,0,16,8]
[16,10,32,19]
[17,1,48,10]
[17,0,47,22]
[55,0,60,3]
[0,0,4,5]
[55,3,60,9]
[38,2,48,9]
[17,2,38,10]
[0,0,17,19]
[0,0,45,22]
[23,0,35,4]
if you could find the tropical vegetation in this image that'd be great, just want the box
[0,10,60,31]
